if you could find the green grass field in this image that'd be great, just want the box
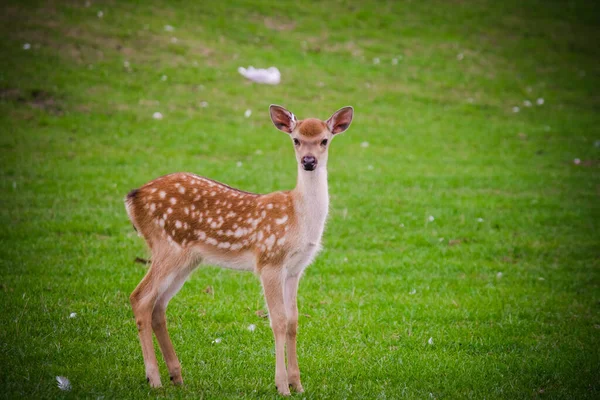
[1,0,599,398]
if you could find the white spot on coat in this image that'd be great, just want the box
[234,228,245,238]
[275,215,288,224]
[265,234,276,250]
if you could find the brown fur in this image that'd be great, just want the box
[127,173,296,269]
[297,118,327,138]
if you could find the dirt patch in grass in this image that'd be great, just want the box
[1,87,63,115]
[28,89,62,114]
[262,16,297,31]
[3,4,217,67]
[324,41,365,57]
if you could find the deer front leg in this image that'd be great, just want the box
[260,267,290,396]
[284,273,303,393]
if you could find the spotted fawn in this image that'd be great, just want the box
[125,105,354,395]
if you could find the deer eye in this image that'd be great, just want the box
[321,139,328,146]
[293,138,300,146]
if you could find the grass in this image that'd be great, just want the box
[0,0,599,398]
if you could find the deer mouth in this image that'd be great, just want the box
[302,163,317,171]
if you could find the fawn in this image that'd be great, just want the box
[124,105,354,395]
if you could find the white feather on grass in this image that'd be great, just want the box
[56,376,71,391]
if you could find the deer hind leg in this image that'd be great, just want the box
[284,272,303,393]
[152,260,197,386]
[260,267,290,396]
[130,249,191,387]
[130,264,162,387]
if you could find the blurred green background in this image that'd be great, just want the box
[0,0,598,398]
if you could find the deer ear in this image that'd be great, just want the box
[326,106,354,135]
[269,105,297,134]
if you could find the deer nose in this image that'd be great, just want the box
[301,155,317,171]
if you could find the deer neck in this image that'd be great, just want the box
[293,165,329,240]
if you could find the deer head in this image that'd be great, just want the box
[269,105,354,172]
